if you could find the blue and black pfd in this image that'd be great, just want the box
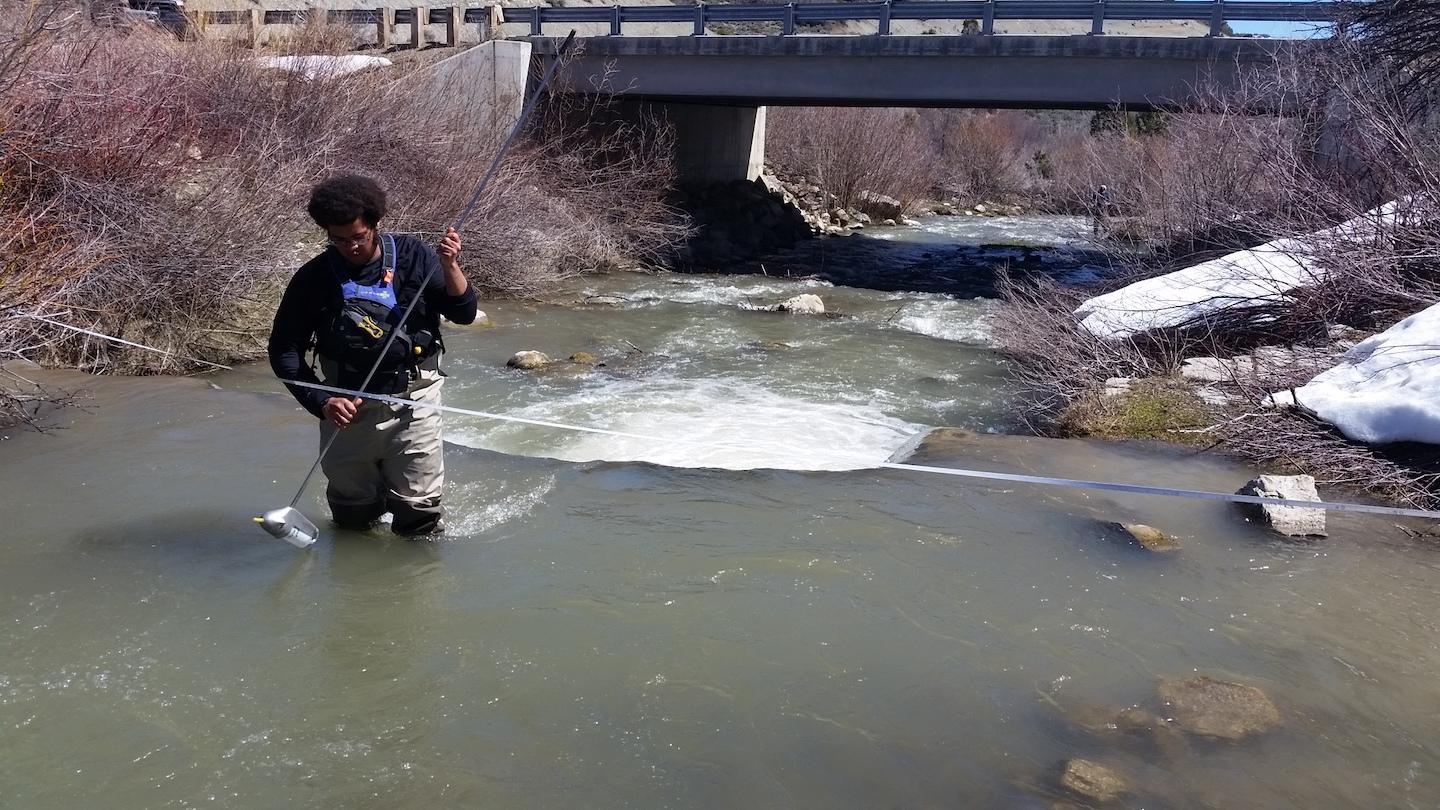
[315,233,438,395]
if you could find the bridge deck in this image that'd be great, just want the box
[533,35,1313,111]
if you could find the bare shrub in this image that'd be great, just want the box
[766,106,937,210]
[991,270,1197,420]
[1340,0,1440,101]
[919,109,1046,203]
[264,13,364,56]
[0,19,686,415]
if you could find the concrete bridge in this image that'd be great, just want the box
[390,1,1337,183]
[519,2,1333,183]
[535,33,1319,183]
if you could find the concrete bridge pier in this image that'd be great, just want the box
[665,103,768,185]
[604,100,768,184]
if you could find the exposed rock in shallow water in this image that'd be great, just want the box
[568,352,600,366]
[1058,758,1129,803]
[507,350,551,370]
[774,293,825,315]
[1156,675,1281,740]
[1236,474,1327,537]
[1104,521,1180,552]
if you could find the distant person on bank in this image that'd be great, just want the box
[268,174,478,535]
[1092,184,1115,235]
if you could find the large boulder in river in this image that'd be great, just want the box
[775,294,825,315]
[858,190,903,220]
[1156,676,1281,740]
[1235,474,1326,537]
[506,350,552,370]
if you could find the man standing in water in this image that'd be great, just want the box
[268,174,478,535]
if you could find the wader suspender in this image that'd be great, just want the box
[309,233,400,378]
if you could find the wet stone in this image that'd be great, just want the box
[1156,676,1281,740]
[774,293,825,315]
[1236,474,1327,537]
[1105,522,1180,553]
[1058,758,1129,804]
[506,350,551,370]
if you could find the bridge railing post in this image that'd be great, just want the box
[693,1,706,35]
[376,7,394,48]
[446,4,461,45]
[529,4,542,36]
[248,7,263,48]
[1208,0,1225,37]
[878,0,891,36]
[609,4,621,36]
[410,5,426,49]
[1090,0,1105,35]
[981,0,995,35]
[782,2,795,36]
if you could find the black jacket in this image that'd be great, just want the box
[268,233,478,418]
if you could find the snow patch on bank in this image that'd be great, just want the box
[1267,302,1440,444]
[256,55,393,80]
[1075,201,1404,339]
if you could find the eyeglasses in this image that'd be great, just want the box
[328,229,373,248]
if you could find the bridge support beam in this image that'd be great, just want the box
[667,103,767,185]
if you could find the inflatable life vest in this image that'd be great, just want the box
[316,233,437,394]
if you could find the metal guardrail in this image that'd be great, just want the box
[520,1,1340,37]
[201,1,1342,44]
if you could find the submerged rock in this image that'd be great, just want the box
[774,294,825,315]
[506,350,552,370]
[568,352,600,366]
[1236,474,1327,537]
[1058,758,1129,804]
[1156,676,1281,740]
[1105,522,1180,553]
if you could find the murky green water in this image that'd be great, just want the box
[3,218,1439,808]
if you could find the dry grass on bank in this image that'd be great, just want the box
[0,5,686,414]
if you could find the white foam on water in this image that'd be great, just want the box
[443,474,556,537]
[916,214,1092,247]
[447,377,924,472]
[580,276,834,309]
[886,297,997,344]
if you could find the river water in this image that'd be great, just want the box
[3,217,1439,808]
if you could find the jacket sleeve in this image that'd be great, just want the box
[267,270,328,419]
[419,242,478,325]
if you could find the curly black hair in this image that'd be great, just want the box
[306,174,387,228]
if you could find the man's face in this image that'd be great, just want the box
[325,218,377,266]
